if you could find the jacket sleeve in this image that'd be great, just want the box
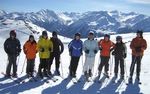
[68,40,73,51]
[141,39,147,51]
[95,40,99,51]
[4,39,9,54]
[130,39,135,50]
[49,40,53,52]
[123,43,127,54]
[23,42,27,54]
[17,39,21,53]
[59,39,64,53]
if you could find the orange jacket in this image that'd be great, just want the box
[130,37,147,56]
[98,39,114,56]
[23,40,37,59]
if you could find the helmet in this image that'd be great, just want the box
[104,34,110,39]
[136,30,143,36]
[42,31,47,36]
[116,36,122,41]
[10,30,16,37]
[52,31,57,37]
[75,33,81,37]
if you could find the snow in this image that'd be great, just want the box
[0,19,150,94]
[88,21,98,26]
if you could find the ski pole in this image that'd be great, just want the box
[20,57,26,75]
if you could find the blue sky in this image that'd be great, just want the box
[0,0,150,15]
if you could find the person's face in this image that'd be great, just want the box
[30,37,34,42]
[43,35,47,39]
[88,34,94,40]
[10,34,15,39]
[137,33,141,38]
[104,37,109,41]
[75,36,80,40]
[117,39,121,43]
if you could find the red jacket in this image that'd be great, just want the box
[98,39,114,56]
[130,37,147,56]
[23,40,37,59]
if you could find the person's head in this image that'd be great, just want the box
[10,30,16,39]
[42,31,48,39]
[116,36,122,43]
[136,30,143,38]
[74,33,81,40]
[88,31,94,40]
[29,35,34,42]
[52,31,57,38]
[104,34,110,41]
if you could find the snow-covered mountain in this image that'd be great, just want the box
[0,9,150,38]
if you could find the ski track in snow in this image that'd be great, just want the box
[0,20,150,94]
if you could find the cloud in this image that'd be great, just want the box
[128,0,150,4]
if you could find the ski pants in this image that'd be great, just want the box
[48,53,60,72]
[130,55,142,77]
[69,56,80,75]
[38,58,49,75]
[83,56,95,73]
[6,55,17,75]
[98,56,110,73]
[26,59,35,74]
[114,57,124,76]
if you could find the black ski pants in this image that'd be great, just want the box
[38,58,49,75]
[114,57,124,76]
[69,56,80,75]
[130,55,142,77]
[98,56,110,73]
[48,53,60,72]
[26,59,35,74]
[6,55,17,75]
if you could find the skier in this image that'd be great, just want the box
[112,36,127,79]
[37,31,53,78]
[68,33,83,77]
[98,34,114,78]
[48,31,64,76]
[83,32,99,80]
[128,30,147,83]
[4,30,21,77]
[23,35,37,77]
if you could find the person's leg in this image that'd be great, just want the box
[26,59,30,76]
[55,54,61,75]
[83,57,90,76]
[98,56,105,78]
[48,53,54,75]
[12,55,17,77]
[114,57,119,77]
[136,56,142,80]
[104,56,110,75]
[72,57,80,77]
[120,58,125,78]
[130,55,137,78]
[6,55,13,76]
[30,59,35,76]
[88,57,95,77]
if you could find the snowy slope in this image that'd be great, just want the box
[0,21,150,94]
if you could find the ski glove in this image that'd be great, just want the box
[124,53,127,58]
[40,48,44,52]
[112,51,115,55]
[135,47,141,52]
[99,47,102,51]
[85,50,89,54]
[110,48,114,52]
[94,50,97,54]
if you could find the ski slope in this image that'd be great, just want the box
[0,20,150,94]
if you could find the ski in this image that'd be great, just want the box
[1,72,22,84]
[71,77,80,84]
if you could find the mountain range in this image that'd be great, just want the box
[0,9,150,38]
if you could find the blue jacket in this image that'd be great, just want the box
[68,39,83,57]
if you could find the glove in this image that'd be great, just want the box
[99,47,102,51]
[94,50,97,54]
[49,48,51,51]
[124,53,127,58]
[85,50,89,54]
[40,48,44,52]
[112,51,115,55]
[135,47,141,52]
[110,48,114,52]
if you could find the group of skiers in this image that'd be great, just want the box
[4,30,147,83]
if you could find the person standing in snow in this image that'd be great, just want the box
[23,35,37,77]
[98,34,114,78]
[4,30,21,77]
[83,32,99,79]
[112,36,127,79]
[37,31,53,78]
[68,33,83,77]
[129,30,147,82]
[48,31,64,76]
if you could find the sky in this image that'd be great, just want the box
[0,0,150,15]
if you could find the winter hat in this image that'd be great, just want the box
[52,31,57,37]
[88,31,94,35]
[10,30,16,37]
[75,33,81,37]
[29,35,34,39]
[136,30,143,37]
[42,31,47,36]
[104,34,110,39]
[116,36,122,41]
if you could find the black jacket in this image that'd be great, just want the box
[4,38,21,55]
[50,37,64,54]
[113,42,126,58]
